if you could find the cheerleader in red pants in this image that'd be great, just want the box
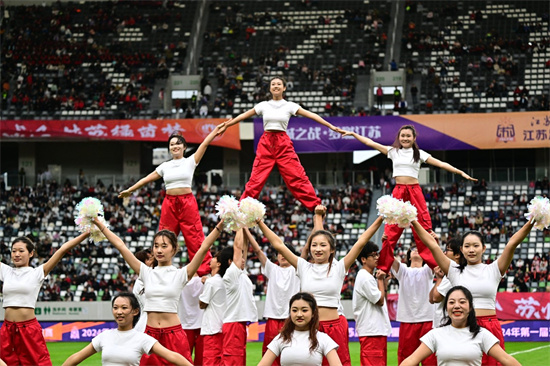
[344,125,476,272]
[217,76,345,211]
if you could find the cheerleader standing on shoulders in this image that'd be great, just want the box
[93,218,224,365]
[119,124,224,276]
[0,233,89,366]
[344,125,476,272]
[217,77,345,211]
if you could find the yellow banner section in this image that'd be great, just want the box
[406,112,550,149]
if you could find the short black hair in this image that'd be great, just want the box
[356,241,378,266]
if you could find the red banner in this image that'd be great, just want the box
[386,292,550,321]
[0,119,241,150]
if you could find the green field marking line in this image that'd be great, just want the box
[509,344,550,356]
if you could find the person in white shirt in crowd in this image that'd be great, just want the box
[353,241,392,366]
[245,228,301,366]
[411,219,534,366]
[178,273,204,366]
[258,292,342,366]
[217,76,345,211]
[199,251,227,366]
[93,218,224,365]
[118,124,224,277]
[400,286,521,366]
[257,211,384,366]
[63,292,191,366]
[0,233,89,366]
[391,243,437,366]
[219,229,258,366]
[343,125,476,273]
[133,249,154,333]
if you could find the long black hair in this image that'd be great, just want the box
[391,125,421,162]
[112,292,141,328]
[442,286,480,338]
[218,246,234,277]
[458,231,485,272]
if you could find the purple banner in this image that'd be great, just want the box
[253,116,477,153]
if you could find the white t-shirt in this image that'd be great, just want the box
[178,276,204,329]
[0,264,44,308]
[132,279,147,333]
[352,269,392,337]
[223,263,258,323]
[392,262,434,322]
[447,261,502,310]
[297,257,347,308]
[199,274,226,335]
[254,99,300,131]
[263,260,300,319]
[268,330,338,366]
[421,325,499,366]
[155,154,197,190]
[433,276,453,328]
[387,147,431,179]
[91,328,157,366]
[139,263,189,313]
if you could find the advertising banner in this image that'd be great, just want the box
[0,119,241,150]
[253,111,550,152]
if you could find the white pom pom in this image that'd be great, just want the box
[74,197,108,243]
[376,195,417,228]
[239,197,266,228]
[524,196,550,230]
[215,195,245,232]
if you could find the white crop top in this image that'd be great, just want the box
[447,260,503,310]
[139,262,189,313]
[296,257,347,308]
[0,264,45,308]
[387,147,431,178]
[254,99,300,131]
[155,154,197,190]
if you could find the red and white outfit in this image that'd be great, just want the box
[92,328,157,365]
[199,274,226,366]
[0,264,52,366]
[222,263,258,366]
[447,260,505,366]
[261,259,301,366]
[267,330,339,366]
[241,99,321,211]
[156,154,212,276]
[392,262,437,366]
[353,268,392,366]
[378,147,437,272]
[296,257,351,366]
[139,263,192,365]
[178,276,204,366]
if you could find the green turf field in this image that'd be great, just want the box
[48,341,550,365]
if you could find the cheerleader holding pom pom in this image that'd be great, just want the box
[343,125,477,273]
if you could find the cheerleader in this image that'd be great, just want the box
[220,229,258,366]
[178,273,204,366]
[245,228,301,366]
[257,215,384,366]
[217,76,345,211]
[119,124,224,276]
[401,286,521,366]
[259,292,342,366]
[93,218,224,365]
[344,125,476,272]
[133,249,153,333]
[0,233,89,366]
[63,292,191,366]
[410,219,534,365]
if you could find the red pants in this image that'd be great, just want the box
[160,193,212,276]
[262,318,285,366]
[184,328,203,366]
[478,315,505,366]
[0,318,51,366]
[378,184,437,272]
[140,324,192,365]
[203,332,223,366]
[398,321,437,366]
[359,336,387,366]
[242,131,321,211]
[222,322,247,366]
[319,316,351,366]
